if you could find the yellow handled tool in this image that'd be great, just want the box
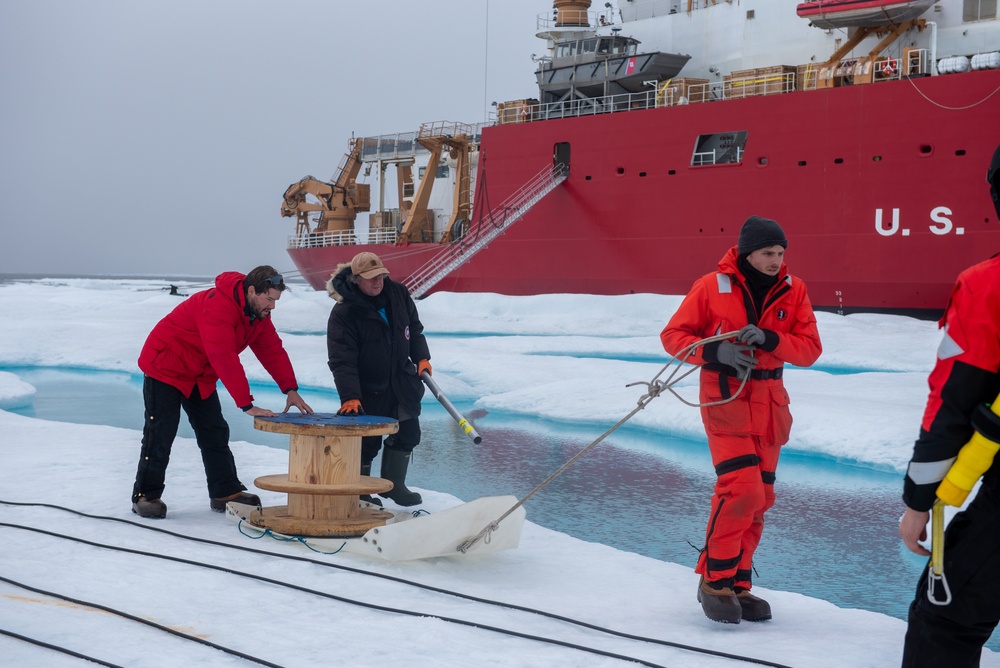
[421,371,483,444]
[927,395,1000,605]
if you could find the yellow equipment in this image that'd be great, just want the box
[927,394,1000,606]
[936,398,1000,507]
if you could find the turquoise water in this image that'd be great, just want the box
[7,364,984,649]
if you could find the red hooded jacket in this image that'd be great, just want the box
[661,247,822,442]
[138,272,298,408]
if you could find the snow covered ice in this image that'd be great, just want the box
[1,277,996,667]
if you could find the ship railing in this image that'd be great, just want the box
[418,120,479,139]
[287,225,403,250]
[404,162,569,299]
[624,0,712,20]
[905,49,929,77]
[693,147,744,167]
[288,230,359,249]
[536,9,618,31]
[511,71,796,122]
[496,48,936,126]
[365,227,399,245]
[358,132,421,162]
[524,89,659,122]
[355,123,488,163]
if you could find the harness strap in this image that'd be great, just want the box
[703,364,785,399]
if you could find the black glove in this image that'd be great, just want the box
[737,324,766,347]
[716,341,758,379]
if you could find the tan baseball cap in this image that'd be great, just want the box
[351,252,389,279]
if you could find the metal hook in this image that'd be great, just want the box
[927,570,952,606]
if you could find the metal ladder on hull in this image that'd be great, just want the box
[405,163,568,299]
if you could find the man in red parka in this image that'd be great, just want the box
[899,144,1000,666]
[131,266,313,519]
[661,216,822,624]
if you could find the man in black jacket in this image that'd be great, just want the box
[326,252,431,506]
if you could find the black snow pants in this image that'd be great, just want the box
[131,375,246,502]
[902,463,1000,667]
[358,388,421,465]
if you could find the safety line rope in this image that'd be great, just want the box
[457,331,747,553]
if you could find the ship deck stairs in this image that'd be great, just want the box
[404,162,568,299]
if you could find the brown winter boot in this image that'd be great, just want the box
[132,497,167,519]
[735,589,772,622]
[210,492,261,513]
[697,577,742,624]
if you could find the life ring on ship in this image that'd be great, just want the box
[881,57,898,77]
[520,104,530,120]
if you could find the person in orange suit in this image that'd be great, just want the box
[661,216,822,623]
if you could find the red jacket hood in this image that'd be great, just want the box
[137,271,298,407]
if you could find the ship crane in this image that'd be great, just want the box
[280,137,370,237]
[397,123,475,245]
[816,18,927,87]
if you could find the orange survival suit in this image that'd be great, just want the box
[661,246,822,591]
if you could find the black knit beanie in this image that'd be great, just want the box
[738,216,788,255]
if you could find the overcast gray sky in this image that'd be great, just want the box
[0,0,551,278]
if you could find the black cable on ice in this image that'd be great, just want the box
[0,627,124,668]
[0,501,794,668]
[0,573,285,668]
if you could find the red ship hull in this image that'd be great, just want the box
[289,70,1000,314]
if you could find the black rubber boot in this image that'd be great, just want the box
[359,462,383,507]
[379,448,422,506]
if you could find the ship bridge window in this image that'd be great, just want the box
[596,37,637,56]
[692,131,749,166]
[963,0,997,22]
[417,165,451,179]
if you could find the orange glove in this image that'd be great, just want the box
[337,399,364,416]
[418,359,432,376]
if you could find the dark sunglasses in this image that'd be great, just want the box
[266,274,284,286]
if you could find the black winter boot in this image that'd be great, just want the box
[359,462,383,507]
[379,448,422,506]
